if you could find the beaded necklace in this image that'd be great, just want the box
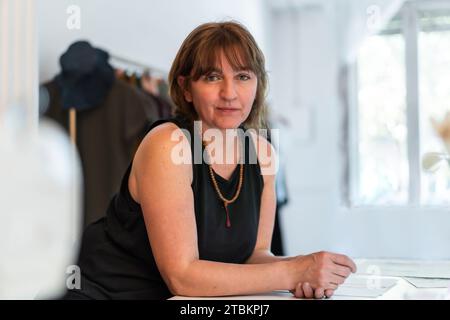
[199,128,244,228]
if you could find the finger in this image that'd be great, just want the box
[289,283,299,294]
[314,287,325,299]
[323,281,339,290]
[329,274,346,286]
[295,289,305,299]
[302,282,314,299]
[332,265,352,278]
[331,254,357,273]
[324,289,334,298]
[294,283,304,298]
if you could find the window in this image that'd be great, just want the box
[353,1,450,206]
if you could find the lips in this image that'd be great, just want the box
[216,107,240,115]
[216,107,240,111]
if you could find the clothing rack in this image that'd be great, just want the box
[67,53,169,146]
[109,54,168,78]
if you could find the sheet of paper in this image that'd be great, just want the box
[356,259,450,279]
[403,277,450,288]
[342,275,398,288]
[333,275,398,298]
[333,286,387,298]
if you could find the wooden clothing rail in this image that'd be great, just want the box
[69,108,76,146]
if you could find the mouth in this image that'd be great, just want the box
[216,107,240,112]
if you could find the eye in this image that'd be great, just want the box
[204,74,221,82]
[237,73,251,81]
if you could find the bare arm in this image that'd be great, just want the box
[246,250,295,264]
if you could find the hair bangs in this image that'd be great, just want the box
[190,33,256,80]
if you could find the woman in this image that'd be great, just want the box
[65,21,356,300]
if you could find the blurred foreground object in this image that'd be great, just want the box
[0,111,82,299]
[0,0,80,298]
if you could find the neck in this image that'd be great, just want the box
[195,122,242,165]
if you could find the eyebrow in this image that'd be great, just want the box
[205,67,253,74]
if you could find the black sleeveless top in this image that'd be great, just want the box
[68,116,264,299]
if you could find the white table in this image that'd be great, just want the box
[170,259,450,300]
[170,280,447,300]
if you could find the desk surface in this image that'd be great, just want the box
[171,279,448,300]
[170,259,450,300]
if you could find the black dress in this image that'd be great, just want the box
[64,116,264,299]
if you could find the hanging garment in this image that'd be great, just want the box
[42,78,159,226]
[55,41,115,111]
[145,93,173,119]
[140,74,174,119]
[41,41,161,226]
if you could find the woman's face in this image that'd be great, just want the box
[181,52,257,131]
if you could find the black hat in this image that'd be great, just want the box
[55,41,115,111]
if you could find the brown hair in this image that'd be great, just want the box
[168,21,268,129]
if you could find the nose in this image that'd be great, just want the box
[220,78,238,102]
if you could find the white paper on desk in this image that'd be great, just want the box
[333,286,387,298]
[403,277,450,288]
[343,275,398,288]
[356,259,450,279]
[333,275,398,298]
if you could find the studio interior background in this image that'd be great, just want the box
[1,0,450,299]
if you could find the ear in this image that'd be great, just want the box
[177,76,193,102]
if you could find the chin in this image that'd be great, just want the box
[215,118,244,130]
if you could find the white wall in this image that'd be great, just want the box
[269,1,450,260]
[269,3,343,256]
[37,0,266,82]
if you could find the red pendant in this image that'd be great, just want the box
[224,202,231,228]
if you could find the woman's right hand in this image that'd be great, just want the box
[287,251,357,298]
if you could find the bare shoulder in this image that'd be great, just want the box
[138,122,190,156]
[129,122,192,203]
